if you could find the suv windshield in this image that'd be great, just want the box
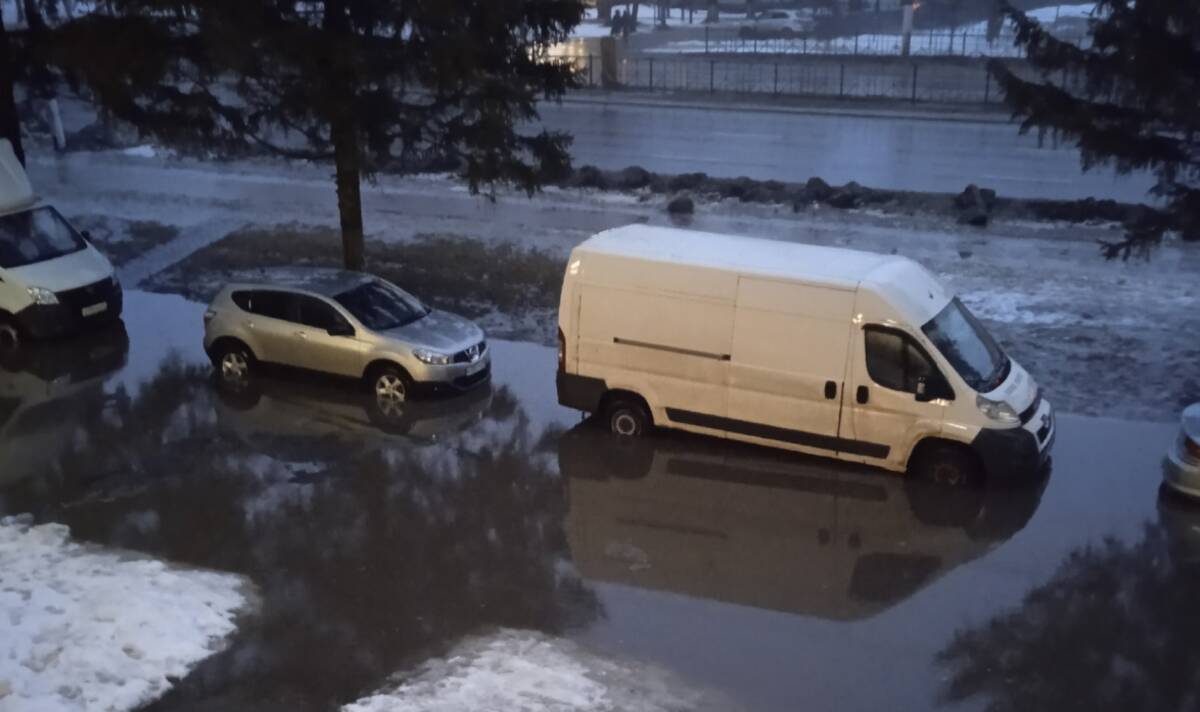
[0,206,88,269]
[921,298,1009,393]
[333,279,429,331]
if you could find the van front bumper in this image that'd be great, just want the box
[15,280,123,340]
[971,397,1055,481]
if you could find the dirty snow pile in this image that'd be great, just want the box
[343,629,729,712]
[0,515,250,711]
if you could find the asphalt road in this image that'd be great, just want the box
[539,98,1156,202]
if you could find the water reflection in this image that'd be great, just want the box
[214,372,494,452]
[0,352,596,710]
[0,323,129,492]
[937,490,1200,712]
[560,423,1047,619]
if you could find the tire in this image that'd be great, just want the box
[911,442,983,489]
[0,316,26,372]
[606,397,651,438]
[368,364,413,418]
[212,340,256,385]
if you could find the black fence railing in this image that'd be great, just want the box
[558,54,1066,104]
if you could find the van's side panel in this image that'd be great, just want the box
[572,254,736,433]
[723,278,856,456]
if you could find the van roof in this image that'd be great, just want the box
[575,224,905,290]
[0,139,35,215]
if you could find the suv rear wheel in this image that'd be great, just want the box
[213,341,255,384]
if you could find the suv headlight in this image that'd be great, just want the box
[413,348,452,365]
[27,286,59,305]
[977,394,1019,424]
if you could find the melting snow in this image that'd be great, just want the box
[343,629,728,712]
[0,515,251,712]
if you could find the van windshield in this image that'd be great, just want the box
[921,298,1009,393]
[334,279,429,331]
[0,206,88,269]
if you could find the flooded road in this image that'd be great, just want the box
[0,291,1193,711]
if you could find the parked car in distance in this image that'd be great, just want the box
[1163,402,1200,500]
[203,269,490,403]
[0,139,122,346]
[556,225,1054,487]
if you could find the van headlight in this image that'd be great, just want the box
[27,286,59,305]
[413,348,452,365]
[976,394,1019,424]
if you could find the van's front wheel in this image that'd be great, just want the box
[606,398,651,437]
[911,442,983,488]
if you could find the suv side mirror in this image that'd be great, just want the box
[327,322,355,337]
[80,229,92,243]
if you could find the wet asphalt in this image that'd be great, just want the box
[1,291,1195,712]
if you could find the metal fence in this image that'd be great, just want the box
[639,25,1091,59]
[563,54,1052,104]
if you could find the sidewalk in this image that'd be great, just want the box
[560,88,1015,124]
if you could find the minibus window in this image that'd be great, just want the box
[921,298,1009,393]
[0,206,88,269]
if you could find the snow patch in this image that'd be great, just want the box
[0,515,251,712]
[343,629,724,712]
[121,145,159,159]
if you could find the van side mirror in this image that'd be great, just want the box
[915,375,953,402]
[327,322,355,337]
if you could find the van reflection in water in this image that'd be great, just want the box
[559,423,1047,619]
[0,322,129,489]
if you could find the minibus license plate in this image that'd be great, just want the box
[82,302,107,317]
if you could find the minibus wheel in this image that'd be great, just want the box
[911,441,983,489]
[606,396,651,437]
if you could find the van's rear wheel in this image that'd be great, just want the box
[911,442,983,488]
[606,398,651,437]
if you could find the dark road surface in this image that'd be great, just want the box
[1,291,1194,711]
[539,99,1157,203]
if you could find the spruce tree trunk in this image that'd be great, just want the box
[332,118,365,271]
[0,17,24,165]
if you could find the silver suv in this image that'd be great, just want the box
[203,269,489,402]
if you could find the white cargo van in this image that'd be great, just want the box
[0,139,122,348]
[556,225,1055,484]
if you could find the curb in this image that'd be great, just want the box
[557,90,1015,124]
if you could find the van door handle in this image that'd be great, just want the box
[856,385,869,404]
[824,381,837,399]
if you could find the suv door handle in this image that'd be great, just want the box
[856,385,869,404]
[824,381,837,399]
[294,331,308,340]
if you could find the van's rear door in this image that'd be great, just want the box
[726,278,855,455]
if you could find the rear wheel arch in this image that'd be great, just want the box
[599,389,654,436]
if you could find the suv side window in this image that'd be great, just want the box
[864,327,939,394]
[231,291,252,311]
[247,290,292,321]
[296,295,345,331]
